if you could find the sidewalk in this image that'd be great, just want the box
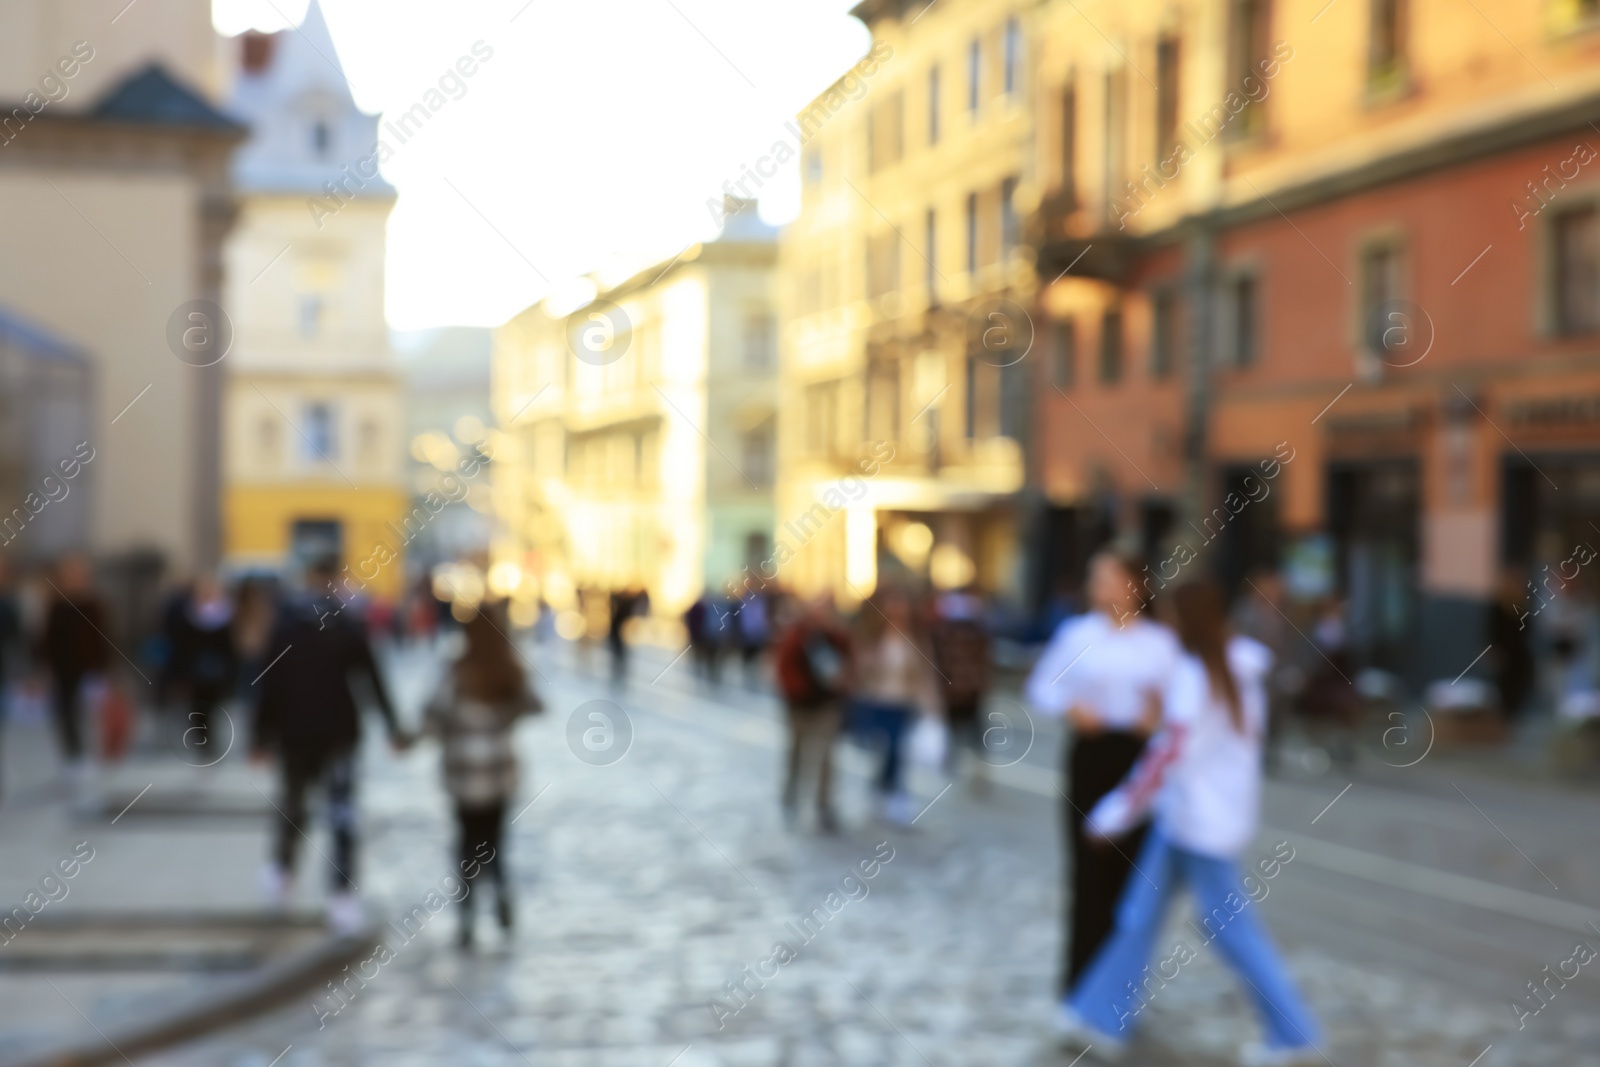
[0,703,366,1066]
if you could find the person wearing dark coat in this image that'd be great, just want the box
[167,575,239,762]
[251,562,410,932]
[38,555,110,766]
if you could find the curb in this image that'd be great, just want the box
[2,921,379,1067]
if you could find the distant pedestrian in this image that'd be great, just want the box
[736,589,770,687]
[851,588,936,827]
[166,574,239,762]
[607,587,647,687]
[1058,579,1322,1066]
[685,590,725,687]
[930,589,992,789]
[251,561,411,933]
[1025,549,1180,994]
[38,554,110,779]
[774,594,851,832]
[1299,596,1358,765]
[422,600,542,948]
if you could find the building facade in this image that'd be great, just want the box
[1029,0,1600,684]
[776,0,1042,607]
[221,1,407,598]
[494,199,779,621]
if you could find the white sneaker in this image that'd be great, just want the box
[1240,1042,1323,1067]
[1054,1003,1126,1061]
[260,864,292,910]
[882,791,918,827]
[327,891,366,936]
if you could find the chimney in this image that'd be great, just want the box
[241,32,277,75]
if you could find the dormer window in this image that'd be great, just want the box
[312,120,330,156]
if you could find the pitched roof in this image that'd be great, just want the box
[91,63,245,134]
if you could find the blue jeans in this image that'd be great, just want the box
[1069,828,1322,1052]
[848,698,912,794]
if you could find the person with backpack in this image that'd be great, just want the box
[1057,579,1322,1066]
[773,594,851,832]
[422,600,542,948]
[251,561,411,934]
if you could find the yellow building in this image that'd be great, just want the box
[776,0,1041,606]
[220,2,407,598]
[493,199,780,622]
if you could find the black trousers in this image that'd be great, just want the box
[275,747,358,890]
[51,671,87,761]
[456,801,508,906]
[1062,729,1150,993]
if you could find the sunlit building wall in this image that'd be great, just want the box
[1030,0,1600,683]
[776,0,1041,607]
[493,200,779,621]
[221,2,407,598]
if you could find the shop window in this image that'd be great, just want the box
[1052,320,1076,389]
[1151,289,1180,379]
[1554,205,1600,335]
[1156,37,1181,159]
[1099,308,1124,383]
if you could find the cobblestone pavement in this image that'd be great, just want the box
[140,641,1600,1067]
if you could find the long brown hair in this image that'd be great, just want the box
[455,600,525,703]
[1171,580,1242,731]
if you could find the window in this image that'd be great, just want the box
[1228,0,1270,136]
[1003,17,1021,96]
[928,65,941,145]
[742,310,776,369]
[965,192,979,274]
[999,361,1027,439]
[1369,0,1406,88]
[741,427,774,487]
[1103,68,1127,215]
[1151,289,1179,378]
[1060,82,1077,205]
[1554,207,1600,335]
[1227,275,1259,367]
[312,120,330,156]
[1099,308,1124,383]
[805,381,839,456]
[925,208,938,305]
[1052,320,1076,389]
[1360,242,1402,357]
[803,146,822,185]
[1000,177,1019,260]
[867,359,902,443]
[298,294,323,339]
[964,356,980,438]
[302,402,337,461]
[257,417,281,462]
[867,90,904,173]
[1156,37,1181,159]
[867,231,901,299]
[967,37,981,113]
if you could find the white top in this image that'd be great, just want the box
[1155,636,1272,857]
[1024,612,1181,730]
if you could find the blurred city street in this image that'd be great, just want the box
[3,642,1588,1067]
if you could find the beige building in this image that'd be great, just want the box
[775,0,1041,605]
[493,199,780,622]
[220,2,407,598]
[0,0,243,588]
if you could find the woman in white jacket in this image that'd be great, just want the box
[1058,579,1322,1067]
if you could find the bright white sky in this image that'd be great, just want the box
[212,0,870,331]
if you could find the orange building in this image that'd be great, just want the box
[1029,0,1600,684]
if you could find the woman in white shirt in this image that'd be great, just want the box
[1058,579,1322,1067]
[1025,550,1180,994]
